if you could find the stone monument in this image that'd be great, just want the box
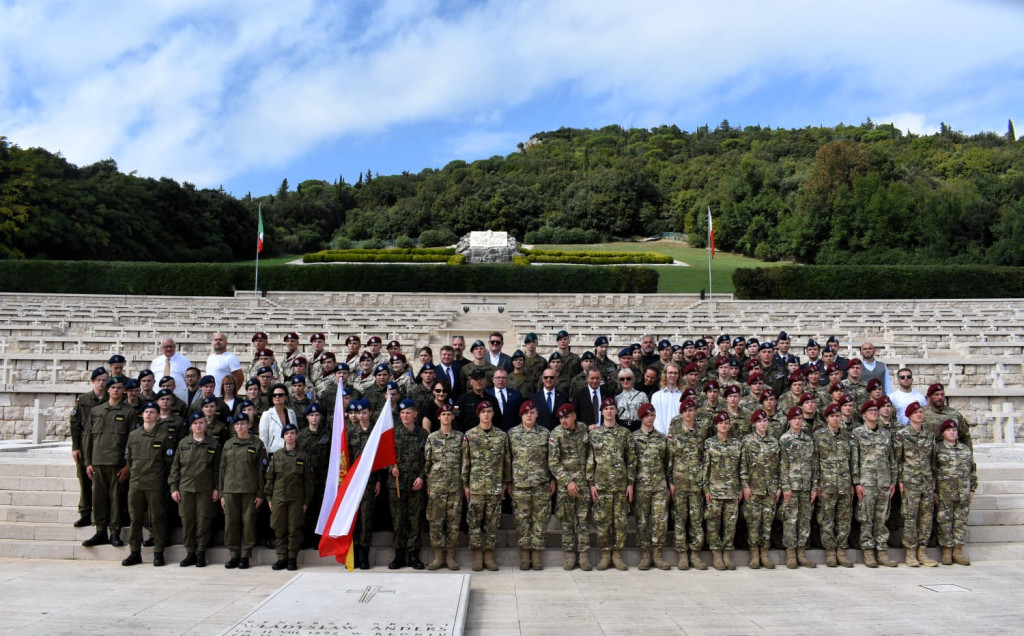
[455,230,518,263]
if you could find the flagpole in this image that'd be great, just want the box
[254,203,261,296]
[707,205,714,313]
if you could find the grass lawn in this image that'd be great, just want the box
[251,254,301,266]
[531,240,784,294]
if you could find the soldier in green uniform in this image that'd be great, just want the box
[633,404,671,570]
[922,383,973,449]
[814,404,855,567]
[740,409,781,569]
[287,375,312,429]
[266,422,314,570]
[703,411,742,570]
[851,399,899,568]
[121,402,170,566]
[347,399,381,570]
[424,403,463,571]
[668,398,708,570]
[70,367,108,528]
[549,403,593,571]
[721,385,751,438]
[169,412,220,567]
[461,399,511,571]
[388,399,428,570]
[895,402,939,567]
[507,351,535,397]
[218,412,267,570]
[408,362,437,412]
[586,398,636,571]
[934,420,977,566]
[779,406,818,568]
[844,359,868,407]
[760,389,788,440]
[198,396,229,448]
[508,400,553,571]
[521,333,547,388]
[82,376,135,548]
[297,403,331,549]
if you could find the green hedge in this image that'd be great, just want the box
[522,248,673,265]
[304,247,455,263]
[733,266,1024,299]
[0,261,658,294]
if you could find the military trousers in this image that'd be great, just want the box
[75,457,92,518]
[389,484,425,551]
[857,486,891,549]
[782,490,813,548]
[512,485,549,550]
[427,489,462,548]
[817,489,852,549]
[901,486,935,548]
[593,489,629,550]
[222,492,258,558]
[672,490,705,551]
[128,486,166,553]
[556,490,591,552]
[179,490,214,552]
[91,465,124,534]
[634,489,668,548]
[706,497,739,550]
[271,500,304,559]
[742,493,776,548]
[353,484,376,548]
[466,493,501,550]
[936,491,970,547]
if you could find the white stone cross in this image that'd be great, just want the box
[347,584,396,604]
[986,402,1022,447]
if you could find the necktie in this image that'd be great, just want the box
[447,366,454,388]
[592,390,600,422]
[499,389,506,414]
[164,357,171,377]
[547,391,554,414]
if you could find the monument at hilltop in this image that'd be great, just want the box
[455,230,519,263]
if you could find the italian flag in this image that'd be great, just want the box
[707,205,715,259]
[257,204,264,254]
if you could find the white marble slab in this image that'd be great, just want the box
[468,230,508,248]
[223,572,471,636]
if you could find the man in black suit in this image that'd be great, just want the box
[571,369,607,427]
[486,368,523,432]
[486,331,514,374]
[530,368,567,430]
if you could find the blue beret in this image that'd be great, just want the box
[305,403,322,415]
[399,398,417,410]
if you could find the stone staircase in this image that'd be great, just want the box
[2,445,1022,568]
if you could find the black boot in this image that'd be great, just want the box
[109,531,124,547]
[358,547,371,570]
[287,558,298,571]
[180,552,197,567]
[388,549,406,570]
[142,536,155,547]
[153,553,166,567]
[195,552,207,568]
[224,557,240,569]
[407,549,425,570]
[73,515,92,528]
[238,557,249,570]
[81,531,108,547]
[121,552,142,566]
[272,559,287,570]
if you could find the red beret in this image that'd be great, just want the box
[788,371,804,384]
[345,335,361,345]
[639,403,656,419]
[712,412,731,425]
[310,333,326,342]
[866,378,883,392]
[786,406,803,420]
[905,402,923,418]
[251,332,268,342]
[519,400,537,416]
[677,400,696,413]
[746,372,764,385]
[927,383,945,396]
[829,382,846,393]
[797,392,816,405]
[750,409,768,422]
[704,380,720,392]
[476,400,494,415]
[846,358,862,368]
[759,388,775,402]
[940,419,958,434]
[283,332,299,341]
[860,399,878,414]
[824,404,840,417]
[723,385,741,398]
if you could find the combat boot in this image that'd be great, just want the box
[711,550,726,571]
[612,550,627,571]
[358,546,371,570]
[952,545,971,566]
[836,548,853,568]
[825,548,837,568]
[941,546,953,565]
[785,548,798,569]
[690,550,707,570]
[677,551,690,570]
[918,546,938,567]
[760,547,775,569]
[180,552,197,567]
[596,549,612,571]
[472,549,484,571]
[531,550,544,570]
[863,549,878,568]
[388,549,406,570]
[407,550,425,570]
[195,552,206,568]
[445,547,460,571]
[796,547,815,568]
[483,549,499,571]
[652,547,670,570]
[427,547,445,571]
[519,549,531,570]
[722,550,735,570]
[577,550,593,571]
[286,558,298,571]
[904,548,920,567]
[875,549,898,567]
[638,549,652,571]
[749,546,760,569]
[563,551,576,570]
[121,552,142,567]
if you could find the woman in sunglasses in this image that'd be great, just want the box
[259,384,297,456]
[420,380,453,433]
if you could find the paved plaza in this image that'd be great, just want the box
[0,556,1022,635]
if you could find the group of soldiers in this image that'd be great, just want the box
[69,328,978,571]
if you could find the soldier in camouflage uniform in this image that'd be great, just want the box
[721,385,751,439]
[668,398,708,570]
[759,389,788,440]
[287,376,312,430]
[740,409,781,569]
[218,412,267,570]
[777,371,805,416]
[934,420,977,566]
[388,399,428,569]
[346,399,381,570]
[521,333,547,389]
[424,403,463,570]
[461,400,511,571]
[922,383,973,449]
[548,403,593,571]
[508,400,553,570]
[703,411,742,570]
[895,402,939,567]
[586,398,637,570]
[739,372,766,412]
[843,359,869,407]
[297,403,331,549]
[407,362,437,412]
[814,404,854,567]
[779,406,818,568]
[851,399,899,568]
[695,380,722,435]
[633,404,671,569]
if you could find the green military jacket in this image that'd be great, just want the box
[389,424,428,490]
[158,413,186,443]
[424,429,463,494]
[265,447,314,505]
[461,425,510,496]
[851,424,896,488]
[703,436,742,500]
[70,390,106,452]
[739,432,780,496]
[895,424,935,490]
[723,407,752,439]
[297,425,332,484]
[547,425,589,492]
[124,425,171,491]
[218,435,268,496]
[84,400,135,467]
[508,423,551,489]
[923,406,973,449]
[932,441,977,500]
[169,435,220,494]
[814,426,854,493]
[667,416,704,493]
[779,429,817,492]
[585,424,636,492]
[632,427,670,493]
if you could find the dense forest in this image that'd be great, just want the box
[2,120,1022,265]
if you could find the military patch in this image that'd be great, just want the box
[207,448,216,454]
[247,447,256,454]
[115,417,124,421]
[152,443,162,449]
[71,409,77,416]
[296,459,304,466]
[263,458,269,466]
[166,448,174,456]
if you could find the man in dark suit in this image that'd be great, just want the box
[486,368,522,432]
[571,369,607,427]
[530,368,568,430]
[486,331,514,374]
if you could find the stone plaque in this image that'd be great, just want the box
[468,230,508,248]
[225,573,471,636]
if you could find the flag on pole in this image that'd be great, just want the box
[707,205,715,259]
[315,377,350,563]
[257,203,264,254]
[318,397,396,570]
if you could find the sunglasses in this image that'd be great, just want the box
[272,393,287,398]
[542,376,557,380]
[434,389,448,393]
[618,377,631,381]
[490,340,502,345]
[898,375,912,380]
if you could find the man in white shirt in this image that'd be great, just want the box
[150,338,192,402]
[887,367,926,426]
[205,332,244,395]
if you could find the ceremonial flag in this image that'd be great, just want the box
[318,396,396,570]
[257,203,264,254]
[707,205,715,259]
[316,377,350,563]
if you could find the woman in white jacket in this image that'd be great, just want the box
[259,384,296,454]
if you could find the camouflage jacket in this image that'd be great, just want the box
[702,436,742,500]
[922,406,973,449]
[548,425,589,491]
[739,432,780,495]
[586,425,636,491]
[297,425,332,483]
[779,429,817,492]
[814,426,854,493]
[424,429,463,494]
[632,427,670,492]
[851,424,896,488]
[389,423,428,489]
[508,423,551,489]
[932,441,977,499]
[667,416,705,492]
[894,424,935,490]
[461,425,511,495]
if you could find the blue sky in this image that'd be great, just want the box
[2,0,1023,198]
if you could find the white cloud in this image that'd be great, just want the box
[877,112,940,136]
